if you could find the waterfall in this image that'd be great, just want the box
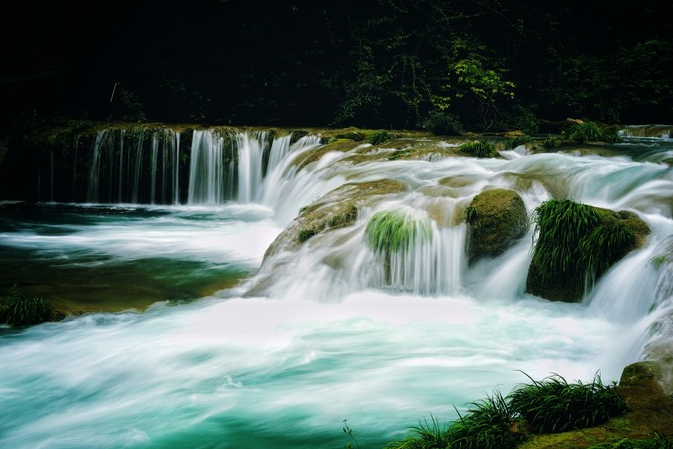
[236,131,267,203]
[117,129,125,203]
[86,130,107,203]
[150,134,159,204]
[188,130,226,204]
[2,128,673,449]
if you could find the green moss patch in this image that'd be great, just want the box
[466,189,529,263]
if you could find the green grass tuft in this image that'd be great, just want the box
[370,130,392,145]
[531,199,600,284]
[459,140,498,158]
[446,390,524,449]
[508,372,627,434]
[365,210,430,255]
[384,371,630,449]
[0,285,55,326]
[586,432,673,448]
[531,199,636,290]
[504,135,532,150]
[568,121,603,143]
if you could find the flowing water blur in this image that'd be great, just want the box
[0,131,672,448]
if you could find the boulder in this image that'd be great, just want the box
[465,188,529,264]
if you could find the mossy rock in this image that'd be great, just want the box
[291,138,362,170]
[526,201,650,302]
[465,189,529,264]
[262,178,409,261]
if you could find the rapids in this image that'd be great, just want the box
[0,128,672,448]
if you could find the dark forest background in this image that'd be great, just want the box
[1,0,672,134]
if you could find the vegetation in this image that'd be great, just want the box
[586,433,673,449]
[527,199,644,301]
[504,135,532,150]
[459,141,498,158]
[509,372,627,434]
[4,1,670,133]
[365,210,430,255]
[0,285,56,326]
[384,372,628,449]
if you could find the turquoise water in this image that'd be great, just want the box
[1,132,672,448]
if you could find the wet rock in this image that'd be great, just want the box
[465,188,528,264]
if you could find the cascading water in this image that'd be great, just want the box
[1,128,672,449]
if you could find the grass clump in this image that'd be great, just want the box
[385,371,629,449]
[504,135,532,150]
[365,210,430,255]
[365,209,431,284]
[509,372,627,434]
[531,199,600,284]
[445,391,524,449]
[370,130,392,145]
[530,199,637,294]
[0,285,55,326]
[568,121,603,143]
[459,140,498,158]
[587,433,673,448]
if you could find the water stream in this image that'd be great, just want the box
[0,129,672,448]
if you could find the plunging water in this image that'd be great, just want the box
[1,129,672,449]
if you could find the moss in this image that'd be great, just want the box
[526,200,650,302]
[262,178,409,261]
[460,140,499,158]
[466,189,529,263]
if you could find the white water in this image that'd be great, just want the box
[1,130,672,448]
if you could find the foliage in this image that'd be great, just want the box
[342,419,361,449]
[531,199,636,287]
[365,210,430,255]
[0,285,54,326]
[587,433,673,448]
[504,135,532,150]
[578,220,635,277]
[385,415,450,449]
[370,130,392,145]
[459,141,498,158]
[531,199,600,284]
[509,372,627,434]
[568,121,603,143]
[542,135,564,149]
[384,370,632,449]
[464,205,478,223]
[422,111,464,136]
[445,390,523,449]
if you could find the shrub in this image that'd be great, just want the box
[459,141,498,158]
[504,135,532,150]
[0,286,54,326]
[568,121,603,143]
[542,135,564,149]
[423,111,464,136]
[508,372,627,434]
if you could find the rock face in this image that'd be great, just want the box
[526,200,650,302]
[465,188,529,264]
[262,179,409,262]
